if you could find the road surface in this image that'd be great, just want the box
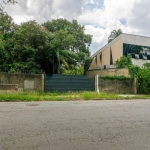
[0,100,150,150]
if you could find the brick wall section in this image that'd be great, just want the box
[0,73,42,91]
[99,78,134,94]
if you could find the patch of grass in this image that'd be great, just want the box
[79,91,118,100]
[0,91,149,102]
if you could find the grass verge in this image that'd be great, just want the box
[0,91,149,102]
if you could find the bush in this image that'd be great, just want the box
[114,56,132,68]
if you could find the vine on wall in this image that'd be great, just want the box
[114,56,150,94]
[99,75,131,81]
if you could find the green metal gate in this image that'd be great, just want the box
[44,74,95,92]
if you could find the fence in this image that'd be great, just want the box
[44,74,95,92]
[0,72,137,94]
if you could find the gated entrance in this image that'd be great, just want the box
[44,74,95,92]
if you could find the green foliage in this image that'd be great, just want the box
[0,11,92,74]
[108,29,122,43]
[3,0,17,4]
[0,91,136,101]
[136,68,150,94]
[114,56,132,68]
[128,65,140,78]
[84,57,92,73]
[143,62,150,68]
[42,19,92,74]
[62,66,84,75]
[0,9,15,34]
[127,63,150,94]
[99,75,132,81]
[114,58,150,94]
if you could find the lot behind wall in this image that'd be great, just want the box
[0,73,42,91]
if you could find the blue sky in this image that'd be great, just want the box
[83,0,104,9]
[2,0,150,55]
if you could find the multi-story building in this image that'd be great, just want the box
[89,33,150,71]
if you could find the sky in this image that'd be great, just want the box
[1,0,150,55]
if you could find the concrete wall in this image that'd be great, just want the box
[87,69,135,94]
[111,38,122,63]
[0,73,43,91]
[86,68,130,78]
[102,47,110,66]
[0,84,18,91]
[98,78,134,94]
[132,58,150,67]
[122,34,150,47]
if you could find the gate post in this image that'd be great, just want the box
[95,75,100,94]
[133,78,137,94]
[42,73,44,92]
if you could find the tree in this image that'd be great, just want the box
[42,19,92,74]
[8,21,50,72]
[108,29,122,43]
[0,11,92,74]
[0,9,15,34]
[2,0,17,4]
[143,62,150,69]
[0,0,17,10]
[114,56,132,68]
[0,9,16,71]
[0,34,5,68]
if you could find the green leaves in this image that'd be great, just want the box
[114,56,150,94]
[108,29,122,43]
[136,68,150,94]
[0,13,92,74]
[114,56,132,68]
[42,19,92,74]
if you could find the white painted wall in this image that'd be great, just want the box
[122,34,150,47]
[131,58,150,67]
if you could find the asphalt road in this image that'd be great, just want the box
[0,100,150,150]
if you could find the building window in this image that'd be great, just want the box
[110,47,113,65]
[100,53,102,64]
[123,43,150,60]
[94,56,97,64]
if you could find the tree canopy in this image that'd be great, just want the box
[0,11,92,74]
[108,29,122,43]
[114,56,132,68]
[2,0,17,4]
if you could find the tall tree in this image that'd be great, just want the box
[0,0,17,10]
[42,19,92,74]
[2,0,17,4]
[9,21,50,72]
[0,12,92,74]
[108,29,122,43]
[0,9,15,71]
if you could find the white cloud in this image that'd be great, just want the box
[85,25,107,54]
[78,0,136,26]
[51,0,86,20]
[127,0,150,36]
